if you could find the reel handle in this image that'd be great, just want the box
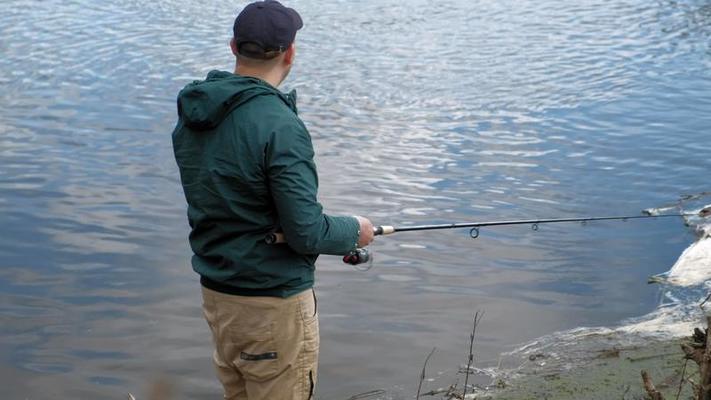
[343,248,371,265]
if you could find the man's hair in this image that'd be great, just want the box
[236,42,284,66]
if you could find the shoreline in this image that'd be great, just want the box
[480,338,693,400]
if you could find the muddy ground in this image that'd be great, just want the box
[479,339,694,400]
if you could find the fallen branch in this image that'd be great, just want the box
[697,316,711,400]
[641,370,665,400]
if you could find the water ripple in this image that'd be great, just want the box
[0,0,709,397]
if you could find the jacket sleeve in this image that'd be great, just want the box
[266,119,360,255]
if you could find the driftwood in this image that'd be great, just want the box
[643,315,711,400]
[681,316,711,400]
[641,370,665,400]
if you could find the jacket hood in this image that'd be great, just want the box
[177,70,297,131]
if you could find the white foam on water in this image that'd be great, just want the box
[490,200,711,382]
[616,301,702,338]
[666,236,711,287]
[612,203,711,335]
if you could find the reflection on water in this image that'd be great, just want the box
[0,0,709,398]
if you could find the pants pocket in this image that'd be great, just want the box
[234,325,280,382]
[303,315,319,353]
[298,291,319,399]
[301,291,319,353]
[308,370,315,400]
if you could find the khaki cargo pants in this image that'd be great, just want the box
[201,286,319,400]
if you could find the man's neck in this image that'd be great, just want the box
[235,66,281,88]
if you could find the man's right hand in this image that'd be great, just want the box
[355,216,375,248]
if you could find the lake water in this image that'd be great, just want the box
[1,0,710,398]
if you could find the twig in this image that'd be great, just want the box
[420,388,448,397]
[628,352,681,363]
[463,310,484,398]
[621,384,630,400]
[700,293,711,311]
[676,359,689,400]
[420,383,459,398]
[688,377,699,395]
[449,379,459,397]
[345,389,387,400]
[416,347,436,399]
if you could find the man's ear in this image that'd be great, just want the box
[230,38,238,57]
[283,42,296,65]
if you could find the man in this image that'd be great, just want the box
[171,1,375,399]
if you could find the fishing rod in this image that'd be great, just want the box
[265,211,703,265]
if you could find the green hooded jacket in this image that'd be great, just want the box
[172,70,360,298]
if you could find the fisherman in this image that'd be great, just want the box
[171,1,375,399]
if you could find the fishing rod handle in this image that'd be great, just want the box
[263,232,372,266]
[374,225,395,236]
[265,225,392,245]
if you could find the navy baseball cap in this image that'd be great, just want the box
[233,1,303,59]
